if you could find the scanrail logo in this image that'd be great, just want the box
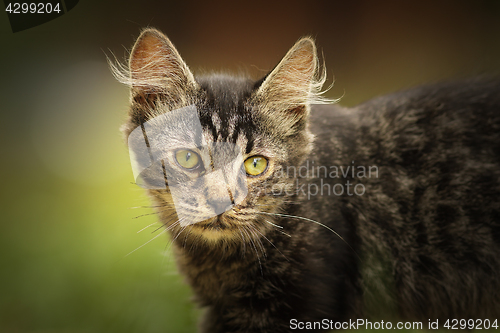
[289,319,423,330]
[3,0,79,32]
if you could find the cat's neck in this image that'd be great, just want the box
[169,215,314,299]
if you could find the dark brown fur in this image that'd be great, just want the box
[113,29,500,332]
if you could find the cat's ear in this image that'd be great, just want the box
[254,37,324,124]
[128,28,197,91]
[113,28,198,116]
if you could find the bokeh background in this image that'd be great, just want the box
[1,1,500,332]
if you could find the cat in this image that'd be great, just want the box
[111,28,500,332]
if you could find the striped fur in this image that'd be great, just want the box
[113,28,500,332]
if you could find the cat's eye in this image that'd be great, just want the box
[244,156,268,176]
[175,149,200,169]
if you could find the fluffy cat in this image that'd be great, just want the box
[112,28,500,332]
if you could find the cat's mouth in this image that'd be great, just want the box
[178,210,265,242]
[197,215,230,231]
[184,214,244,241]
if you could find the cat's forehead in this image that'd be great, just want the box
[196,74,256,102]
[195,75,259,150]
[196,75,256,116]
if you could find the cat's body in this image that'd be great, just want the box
[113,29,500,332]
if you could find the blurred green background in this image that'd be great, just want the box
[1,1,500,332]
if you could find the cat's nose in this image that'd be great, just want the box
[207,199,233,215]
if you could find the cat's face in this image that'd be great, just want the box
[114,29,324,243]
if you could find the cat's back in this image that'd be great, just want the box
[311,77,500,186]
[351,78,500,240]
[310,78,500,320]
[356,77,500,164]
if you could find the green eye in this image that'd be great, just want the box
[244,156,268,176]
[175,150,200,169]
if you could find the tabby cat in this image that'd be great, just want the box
[112,28,500,332]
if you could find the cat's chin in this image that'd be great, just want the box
[197,215,230,230]
[187,214,258,243]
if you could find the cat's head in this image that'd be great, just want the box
[112,28,327,244]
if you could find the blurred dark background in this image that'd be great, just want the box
[1,1,500,332]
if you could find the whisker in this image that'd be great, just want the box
[129,205,169,209]
[248,224,289,262]
[257,211,360,259]
[132,209,167,219]
[125,229,168,257]
[151,213,179,233]
[241,225,263,275]
[151,223,168,234]
[254,200,298,206]
[263,219,292,238]
[137,222,159,233]
[126,218,185,258]
[162,220,184,254]
[246,225,266,258]
[237,225,247,257]
[185,225,199,253]
[171,222,188,245]
[263,220,283,229]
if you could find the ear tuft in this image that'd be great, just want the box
[110,28,199,128]
[252,37,330,131]
[110,28,197,95]
[254,37,329,120]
